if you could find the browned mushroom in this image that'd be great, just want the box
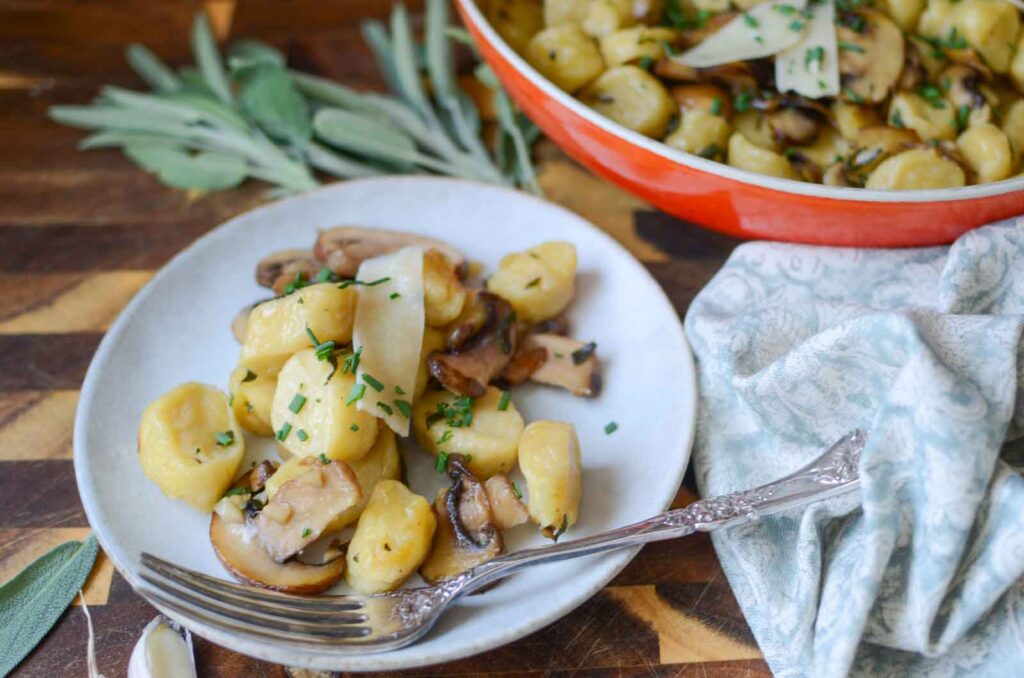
[420,455,504,583]
[484,474,530,530]
[652,58,700,83]
[823,162,863,187]
[785,151,823,183]
[767,108,820,146]
[672,83,732,118]
[254,457,362,562]
[837,9,904,104]
[209,462,347,594]
[897,38,926,92]
[255,249,323,294]
[846,125,920,174]
[499,343,549,387]
[314,227,466,279]
[428,292,521,397]
[520,334,601,397]
[942,65,994,126]
[945,48,994,81]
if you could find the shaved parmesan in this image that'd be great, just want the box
[775,0,839,98]
[673,0,809,68]
[352,247,425,437]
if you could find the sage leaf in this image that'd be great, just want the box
[228,39,286,71]
[125,44,181,93]
[306,141,384,179]
[236,64,311,147]
[362,20,402,96]
[161,90,250,132]
[191,11,233,105]
[0,535,99,676]
[313,108,418,168]
[176,66,215,97]
[124,143,249,190]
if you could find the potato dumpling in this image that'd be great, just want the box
[485,241,577,323]
[240,284,357,377]
[415,327,446,400]
[887,92,956,142]
[423,249,467,328]
[582,0,634,38]
[267,428,400,532]
[413,386,525,479]
[525,24,605,93]
[1001,99,1024,156]
[794,127,851,169]
[229,365,275,436]
[879,0,925,31]
[579,66,673,138]
[956,123,1013,183]
[544,0,589,26]
[1010,34,1024,97]
[138,382,245,512]
[733,111,778,151]
[919,0,1020,73]
[345,480,436,593]
[665,109,731,160]
[833,101,882,140]
[865,148,966,189]
[486,0,543,54]
[270,348,379,462]
[598,26,676,68]
[518,420,582,539]
[727,133,799,180]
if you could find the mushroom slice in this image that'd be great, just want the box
[823,162,863,187]
[255,249,323,293]
[836,9,903,104]
[942,65,995,126]
[521,334,602,397]
[209,468,345,594]
[484,474,530,530]
[254,457,363,563]
[498,344,549,387]
[314,227,466,279]
[428,292,521,397]
[420,455,504,584]
[766,108,820,146]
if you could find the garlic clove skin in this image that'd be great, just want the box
[128,616,197,678]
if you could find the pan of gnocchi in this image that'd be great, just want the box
[457,0,1024,246]
[74,177,696,670]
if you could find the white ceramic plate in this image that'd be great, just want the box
[74,177,696,672]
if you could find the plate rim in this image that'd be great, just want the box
[73,175,697,671]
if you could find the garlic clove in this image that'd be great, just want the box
[128,616,197,678]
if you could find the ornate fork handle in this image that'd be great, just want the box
[455,429,866,597]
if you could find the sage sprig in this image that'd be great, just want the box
[48,0,540,196]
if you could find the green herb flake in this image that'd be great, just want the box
[288,393,307,414]
[338,276,392,289]
[345,383,367,405]
[497,390,511,412]
[301,527,312,538]
[342,346,362,374]
[394,399,412,418]
[215,430,235,447]
[789,20,805,31]
[956,104,971,132]
[774,3,797,14]
[553,514,569,539]
[314,267,338,283]
[837,40,865,53]
[512,482,523,500]
[435,451,449,473]
[525,277,541,289]
[389,292,401,300]
[395,385,406,395]
[804,46,824,71]
[734,92,752,113]
[296,429,309,442]
[571,341,597,365]
[377,401,394,415]
[710,97,722,116]
[276,423,292,441]
[350,423,360,432]
[318,453,332,464]
[362,373,385,392]
[638,55,654,70]
[604,421,619,435]
[742,13,760,28]
[891,109,905,128]
[436,430,453,444]
[223,486,251,498]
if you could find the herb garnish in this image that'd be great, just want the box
[223,486,251,498]
[390,292,401,299]
[362,373,385,392]
[314,267,338,283]
[426,395,474,428]
[338,276,391,289]
[242,369,258,383]
[837,40,865,53]
[571,341,597,365]
[436,430,453,444]
[956,104,971,132]
[710,97,722,116]
[318,453,332,464]
[512,482,523,500]
[377,402,394,415]
[288,393,307,414]
[345,383,367,405]
[276,423,292,441]
[394,399,412,418]
[553,514,569,539]
[734,92,752,113]
[215,430,235,447]
[804,46,824,71]
[296,429,309,442]
[497,390,511,412]
[525,277,541,288]
[435,451,449,473]
[742,13,760,28]
[301,528,312,538]
[604,421,619,435]
[350,423,360,432]
[342,346,362,374]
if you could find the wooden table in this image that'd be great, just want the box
[0,1,767,675]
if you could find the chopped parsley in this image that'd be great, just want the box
[338,276,391,289]
[390,292,401,300]
[891,109,905,128]
[742,13,760,28]
[837,40,865,53]
[276,423,292,441]
[710,97,722,116]
[435,451,449,473]
[377,402,394,415]
[282,271,309,295]
[497,390,511,412]
[318,453,332,464]
[918,84,945,109]
[604,421,619,435]
[362,373,385,392]
[638,55,653,70]
[436,430,453,444]
[223,486,251,498]
[345,383,367,405]
[342,347,362,374]
[296,429,309,442]
[350,423,360,432]
[734,92,752,113]
[288,393,307,414]
[788,20,805,31]
[395,385,406,395]
[426,395,475,429]
[956,104,971,132]
[314,267,338,283]
[512,482,523,500]
[698,143,720,159]
[215,430,234,447]
[394,399,412,418]
[301,528,312,538]
[773,3,797,14]
[804,46,824,71]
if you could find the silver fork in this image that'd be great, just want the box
[138,429,866,653]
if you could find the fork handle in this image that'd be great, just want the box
[458,430,866,596]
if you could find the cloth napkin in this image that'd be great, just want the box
[683,219,1024,677]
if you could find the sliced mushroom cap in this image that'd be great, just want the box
[210,465,346,594]
[785,151,823,183]
[484,474,530,530]
[533,316,570,336]
[848,125,920,173]
[942,65,994,126]
[255,249,323,293]
[498,344,548,387]
[823,161,863,187]
[898,38,926,91]
[766,108,820,146]
[420,455,503,584]
[428,292,521,397]
[520,334,601,397]
[944,48,994,81]
[837,9,904,104]
[314,227,466,279]
[255,457,363,562]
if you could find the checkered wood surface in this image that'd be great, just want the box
[0,1,768,675]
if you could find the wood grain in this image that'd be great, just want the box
[0,0,757,675]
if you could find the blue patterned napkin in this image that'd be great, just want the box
[684,219,1024,677]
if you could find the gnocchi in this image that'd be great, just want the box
[518,420,582,539]
[485,240,577,323]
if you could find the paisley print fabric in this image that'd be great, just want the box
[684,219,1024,677]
